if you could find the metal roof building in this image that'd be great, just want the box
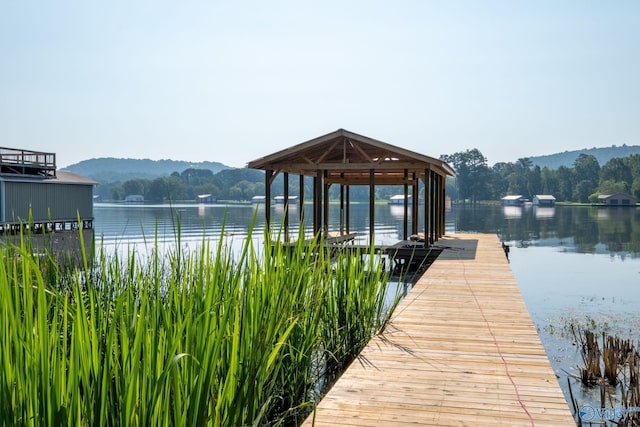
[501,195,525,206]
[0,147,96,234]
[597,193,638,207]
[532,195,556,206]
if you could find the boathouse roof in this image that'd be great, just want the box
[247,128,455,185]
[50,171,98,185]
[247,129,453,242]
[0,169,97,185]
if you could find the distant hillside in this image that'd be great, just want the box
[529,145,640,169]
[62,158,231,183]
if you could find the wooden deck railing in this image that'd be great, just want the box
[0,147,56,177]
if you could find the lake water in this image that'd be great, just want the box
[93,202,640,416]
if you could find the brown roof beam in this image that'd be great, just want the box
[262,162,441,172]
[325,177,416,186]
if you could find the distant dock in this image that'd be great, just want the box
[304,233,574,426]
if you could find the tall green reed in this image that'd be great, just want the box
[0,219,398,426]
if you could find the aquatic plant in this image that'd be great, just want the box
[0,221,398,426]
[569,328,640,426]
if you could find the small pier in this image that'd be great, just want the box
[304,233,574,426]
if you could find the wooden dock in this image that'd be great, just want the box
[303,233,574,426]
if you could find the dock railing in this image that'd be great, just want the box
[0,147,56,177]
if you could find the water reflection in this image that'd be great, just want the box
[94,202,422,254]
[93,203,640,259]
[502,206,523,219]
[452,204,640,257]
[389,204,407,219]
[534,206,555,219]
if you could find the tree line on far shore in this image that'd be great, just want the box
[94,167,406,203]
[94,149,640,204]
[442,149,640,204]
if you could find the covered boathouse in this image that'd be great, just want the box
[247,129,455,265]
[0,147,96,258]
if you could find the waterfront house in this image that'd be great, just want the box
[1,147,96,233]
[533,195,556,207]
[124,194,144,203]
[196,193,216,204]
[597,193,638,206]
[501,195,525,206]
[1,147,96,262]
[389,194,411,205]
[274,195,299,205]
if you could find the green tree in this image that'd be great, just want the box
[148,177,169,202]
[627,155,640,198]
[505,158,533,196]
[193,183,221,199]
[631,178,640,199]
[123,179,148,197]
[527,165,542,197]
[490,162,511,197]
[229,180,257,201]
[441,149,490,204]
[574,180,593,202]
[165,175,188,201]
[573,154,600,198]
[598,180,628,195]
[540,167,559,196]
[110,184,124,201]
[556,166,574,202]
[599,157,631,192]
[574,154,600,184]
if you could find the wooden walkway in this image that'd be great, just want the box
[303,233,574,426]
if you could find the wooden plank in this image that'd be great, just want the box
[302,233,575,426]
[324,231,358,245]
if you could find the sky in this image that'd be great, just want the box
[1,1,639,169]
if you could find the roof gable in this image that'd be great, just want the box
[247,129,455,181]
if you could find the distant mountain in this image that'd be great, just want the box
[64,144,640,184]
[62,158,231,183]
[529,145,640,169]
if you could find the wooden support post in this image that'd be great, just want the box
[438,173,443,238]
[412,172,419,235]
[314,170,322,236]
[427,170,432,243]
[299,174,305,224]
[440,174,446,238]
[369,169,375,242]
[283,172,289,242]
[430,171,439,243]
[424,167,430,242]
[403,169,408,240]
[323,170,330,235]
[340,173,345,235]
[435,173,440,238]
[346,185,351,234]
[265,169,273,230]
